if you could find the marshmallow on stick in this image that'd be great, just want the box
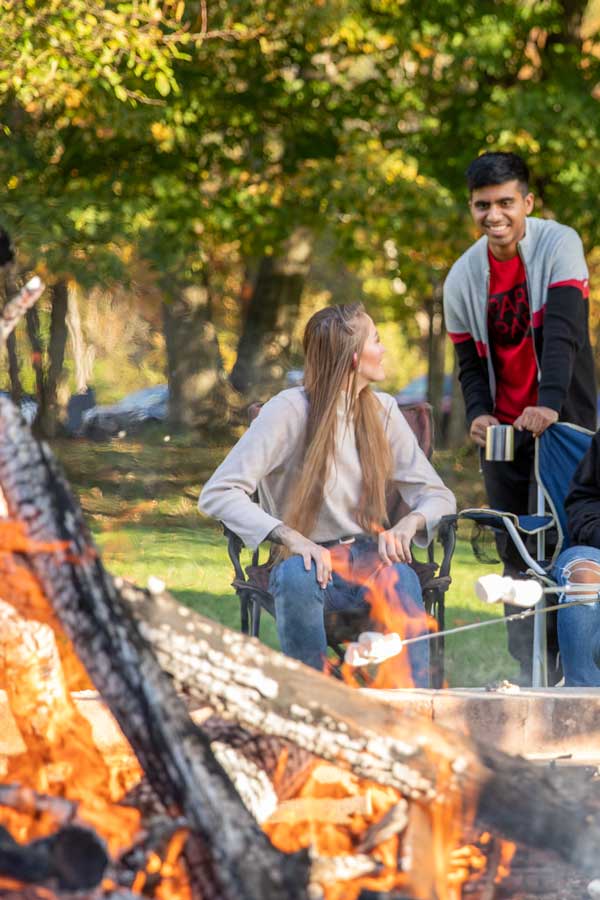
[344,631,403,667]
[475,574,543,608]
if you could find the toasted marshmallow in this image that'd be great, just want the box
[345,631,403,667]
[475,574,543,608]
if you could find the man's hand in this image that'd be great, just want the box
[470,414,500,448]
[378,512,426,565]
[268,524,332,588]
[513,406,558,438]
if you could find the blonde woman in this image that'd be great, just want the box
[200,304,455,686]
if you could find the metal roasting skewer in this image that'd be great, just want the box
[401,584,600,648]
[345,582,600,666]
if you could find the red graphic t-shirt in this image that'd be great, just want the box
[487,250,538,424]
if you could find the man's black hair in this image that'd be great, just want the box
[466,152,530,194]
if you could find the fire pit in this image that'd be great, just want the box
[366,687,600,761]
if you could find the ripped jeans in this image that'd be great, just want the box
[268,538,430,687]
[552,545,600,687]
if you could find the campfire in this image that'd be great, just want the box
[0,396,599,900]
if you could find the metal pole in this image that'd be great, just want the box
[399,588,600,649]
[532,481,548,687]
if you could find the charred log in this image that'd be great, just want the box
[357,801,409,853]
[0,784,77,825]
[0,890,140,900]
[0,397,310,900]
[115,578,600,876]
[0,822,108,891]
[199,714,316,802]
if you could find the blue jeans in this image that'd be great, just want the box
[268,538,430,687]
[552,545,600,687]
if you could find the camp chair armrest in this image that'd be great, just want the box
[222,524,247,582]
[436,515,457,580]
[443,510,550,578]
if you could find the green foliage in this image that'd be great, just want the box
[1,0,599,311]
[0,0,188,282]
[0,0,182,108]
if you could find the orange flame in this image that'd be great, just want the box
[0,518,191,898]
[0,520,517,900]
[327,544,430,689]
[263,753,515,900]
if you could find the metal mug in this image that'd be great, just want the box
[485,424,514,462]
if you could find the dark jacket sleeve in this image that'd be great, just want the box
[454,338,494,427]
[538,284,588,413]
[565,431,600,548]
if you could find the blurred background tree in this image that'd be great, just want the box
[1,0,599,440]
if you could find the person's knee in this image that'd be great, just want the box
[271,555,320,611]
[391,562,422,601]
[565,560,600,583]
[562,558,600,601]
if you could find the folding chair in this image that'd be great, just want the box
[223,399,456,688]
[450,422,595,686]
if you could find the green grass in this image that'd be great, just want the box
[54,433,518,688]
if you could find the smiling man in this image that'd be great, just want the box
[443,151,597,683]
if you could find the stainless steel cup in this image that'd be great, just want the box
[485,424,514,462]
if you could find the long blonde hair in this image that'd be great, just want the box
[284,303,393,539]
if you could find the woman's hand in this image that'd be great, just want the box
[269,524,332,589]
[378,512,426,565]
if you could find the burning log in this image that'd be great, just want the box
[3,397,600,896]
[118,578,600,874]
[0,785,78,824]
[357,801,408,853]
[0,821,108,891]
[0,396,310,900]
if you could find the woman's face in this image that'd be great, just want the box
[357,315,386,386]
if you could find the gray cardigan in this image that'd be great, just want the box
[444,216,595,428]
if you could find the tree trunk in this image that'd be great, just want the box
[446,353,467,449]
[66,283,94,393]
[37,281,69,438]
[26,281,69,438]
[5,333,22,401]
[229,229,312,396]
[1,261,23,402]
[426,284,446,446]
[163,278,228,431]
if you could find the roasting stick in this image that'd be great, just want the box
[345,576,600,666]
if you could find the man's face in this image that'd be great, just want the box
[469,180,534,260]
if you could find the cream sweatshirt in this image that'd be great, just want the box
[199,387,456,550]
